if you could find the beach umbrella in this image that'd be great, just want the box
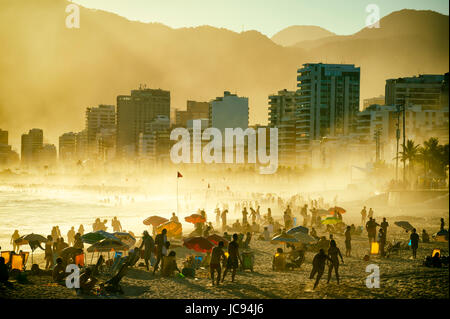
[183,237,215,253]
[287,226,309,235]
[156,221,182,237]
[81,230,118,244]
[185,214,206,224]
[271,234,299,244]
[433,229,449,242]
[87,238,129,253]
[321,217,340,225]
[60,247,83,260]
[143,216,169,226]
[207,234,229,246]
[18,234,47,243]
[291,232,317,244]
[394,221,414,232]
[113,232,136,248]
[328,207,346,215]
[15,234,47,263]
[315,209,329,216]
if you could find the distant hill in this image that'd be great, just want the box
[0,1,448,149]
[271,25,335,47]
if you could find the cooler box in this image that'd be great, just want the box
[370,242,379,255]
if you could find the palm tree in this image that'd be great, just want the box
[399,139,420,183]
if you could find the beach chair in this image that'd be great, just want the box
[75,254,85,267]
[1,251,12,265]
[11,254,24,271]
[103,263,129,294]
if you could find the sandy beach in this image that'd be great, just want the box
[1,212,448,299]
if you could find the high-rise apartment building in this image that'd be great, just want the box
[21,128,43,165]
[385,74,445,110]
[85,105,115,157]
[268,90,299,166]
[209,91,248,133]
[175,101,210,127]
[295,63,360,165]
[59,132,77,162]
[117,87,170,157]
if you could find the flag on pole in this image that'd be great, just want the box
[177,171,183,178]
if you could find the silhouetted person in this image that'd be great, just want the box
[139,231,154,271]
[422,229,430,243]
[410,228,420,259]
[10,230,20,253]
[378,228,386,257]
[344,226,352,257]
[327,240,344,284]
[153,229,167,274]
[222,233,243,283]
[67,227,75,247]
[170,212,179,223]
[440,218,445,231]
[380,218,389,239]
[221,209,228,232]
[112,217,122,232]
[45,235,54,270]
[210,241,226,286]
[360,206,367,225]
[52,257,66,283]
[310,249,332,289]
[242,207,248,225]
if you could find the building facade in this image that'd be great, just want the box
[295,63,360,165]
[117,87,170,158]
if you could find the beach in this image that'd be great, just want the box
[1,213,448,299]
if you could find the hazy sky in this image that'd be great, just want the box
[72,0,449,36]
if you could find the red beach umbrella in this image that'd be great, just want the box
[328,207,346,215]
[207,234,229,247]
[183,237,215,253]
[143,216,169,226]
[185,214,206,224]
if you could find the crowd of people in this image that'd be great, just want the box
[2,199,448,294]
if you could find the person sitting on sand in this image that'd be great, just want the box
[52,258,66,283]
[170,212,179,223]
[79,268,98,294]
[272,248,286,271]
[222,234,243,283]
[161,251,181,277]
[422,229,430,243]
[210,241,226,286]
[310,249,332,290]
[261,227,270,241]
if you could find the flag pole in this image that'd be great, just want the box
[177,174,179,216]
